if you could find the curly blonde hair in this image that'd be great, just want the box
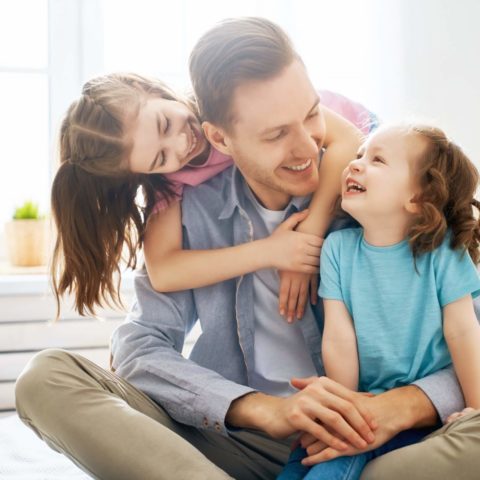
[407,124,480,264]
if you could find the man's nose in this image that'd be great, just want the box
[292,127,320,159]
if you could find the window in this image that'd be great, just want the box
[2,0,479,263]
[0,0,102,259]
[0,0,49,225]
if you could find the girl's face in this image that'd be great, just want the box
[128,97,208,174]
[341,126,425,226]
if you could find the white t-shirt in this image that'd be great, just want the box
[243,185,317,397]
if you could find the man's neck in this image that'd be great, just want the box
[245,180,291,211]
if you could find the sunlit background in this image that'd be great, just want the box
[1,0,479,259]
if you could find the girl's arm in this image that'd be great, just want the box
[443,294,480,409]
[144,201,322,292]
[322,299,359,391]
[297,105,364,236]
[279,107,364,321]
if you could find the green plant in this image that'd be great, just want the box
[12,201,43,220]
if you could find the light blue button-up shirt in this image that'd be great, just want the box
[111,166,465,435]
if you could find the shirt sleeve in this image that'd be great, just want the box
[413,366,465,423]
[319,89,379,135]
[319,233,344,301]
[110,270,254,435]
[434,239,480,307]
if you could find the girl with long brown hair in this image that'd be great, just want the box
[279,124,480,479]
[52,72,373,317]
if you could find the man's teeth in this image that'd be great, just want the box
[285,159,312,172]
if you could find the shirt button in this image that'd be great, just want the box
[203,418,209,427]
[214,422,221,431]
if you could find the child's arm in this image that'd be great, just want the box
[144,201,322,292]
[322,298,359,391]
[443,294,480,409]
[279,107,364,320]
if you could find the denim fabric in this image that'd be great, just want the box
[278,428,434,480]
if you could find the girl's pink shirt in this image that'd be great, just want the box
[153,147,231,212]
[154,89,375,212]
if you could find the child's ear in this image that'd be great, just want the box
[202,122,233,156]
[405,195,421,214]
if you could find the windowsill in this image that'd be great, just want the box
[0,261,48,275]
[0,262,135,296]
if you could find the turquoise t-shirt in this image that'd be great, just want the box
[319,228,480,393]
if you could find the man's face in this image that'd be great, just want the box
[223,60,325,210]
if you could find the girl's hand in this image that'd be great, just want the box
[267,210,323,274]
[446,407,476,424]
[279,272,319,322]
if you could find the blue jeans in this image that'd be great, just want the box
[277,428,433,480]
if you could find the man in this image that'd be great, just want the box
[16,17,480,480]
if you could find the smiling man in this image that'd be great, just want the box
[15,17,480,480]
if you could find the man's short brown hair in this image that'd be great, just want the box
[189,17,299,131]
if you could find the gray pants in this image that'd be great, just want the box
[15,349,480,480]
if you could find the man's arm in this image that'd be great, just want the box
[111,270,255,435]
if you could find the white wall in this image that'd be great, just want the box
[290,0,480,164]
[366,0,478,162]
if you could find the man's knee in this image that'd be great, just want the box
[15,348,74,418]
[362,414,480,480]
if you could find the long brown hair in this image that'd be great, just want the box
[51,73,194,317]
[407,124,480,263]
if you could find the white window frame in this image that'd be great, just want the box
[0,0,103,263]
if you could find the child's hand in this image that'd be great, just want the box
[267,210,323,274]
[446,407,475,424]
[279,272,318,322]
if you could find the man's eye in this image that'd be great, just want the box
[266,130,286,141]
[373,156,385,164]
[307,110,319,119]
[164,117,170,134]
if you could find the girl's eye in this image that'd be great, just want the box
[164,117,170,134]
[373,156,385,164]
[307,109,319,119]
[160,151,166,166]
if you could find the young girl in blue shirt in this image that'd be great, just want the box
[279,124,480,479]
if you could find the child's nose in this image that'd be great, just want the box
[349,159,363,172]
[168,130,189,158]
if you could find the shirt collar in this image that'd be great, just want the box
[218,166,310,220]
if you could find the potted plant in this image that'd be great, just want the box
[5,201,49,267]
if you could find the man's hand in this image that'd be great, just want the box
[226,376,377,451]
[278,271,319,322]
[297,385,438,466]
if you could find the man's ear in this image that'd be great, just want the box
[202,122,233,156]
